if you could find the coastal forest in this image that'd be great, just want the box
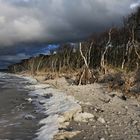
[8,8,140,96]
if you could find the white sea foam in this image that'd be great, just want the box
[0,72,37,84]
[15,75,38,84]
[25,84,51,90]
[0,73,81,140]
[36,115,59,140]
[0,72,7,78]
[25,81,81,140]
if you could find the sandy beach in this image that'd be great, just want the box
[38,77,140,140]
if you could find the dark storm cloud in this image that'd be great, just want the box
[0,43,54,68]
[0,0,139,46]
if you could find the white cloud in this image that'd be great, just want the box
[13,16,42,40]
[130,1,140,9]
[0,0,137,46]
[0,16,5,24]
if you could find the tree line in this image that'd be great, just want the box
[8,8,140,84]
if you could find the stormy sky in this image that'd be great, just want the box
[0,0,139,69]
[0,0,138,46]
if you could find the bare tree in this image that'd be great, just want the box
[78,42,94,85]
[101,28,112,74]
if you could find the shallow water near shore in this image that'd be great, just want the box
[0,73,44,140]
[0,73,81,140]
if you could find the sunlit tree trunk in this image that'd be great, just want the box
[78,42,94,85]
[101,28,112,74]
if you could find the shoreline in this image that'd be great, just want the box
[0,72,85,140]
[20,73,93,140]
[0,72,43,139]
[35,76,140,140]
[1,72,140,140]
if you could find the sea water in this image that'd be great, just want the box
[0,72,81,140]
